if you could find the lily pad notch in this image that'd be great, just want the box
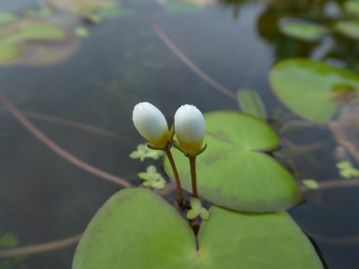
[164,111,302,212]
[72,188,323,269]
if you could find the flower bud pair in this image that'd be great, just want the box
[132,102,205,154]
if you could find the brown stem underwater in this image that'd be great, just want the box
[165,149,184,207]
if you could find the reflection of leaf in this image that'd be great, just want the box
[279,18,328,42]
[303,179,319,189]
[129,144,163,161]
[165,112,302,212]
[73,188,323,269]
[270,59,359,123]
[336,161,359,178]
[237,88,267,120]
[335,21,359,40]
[138,165,166,190]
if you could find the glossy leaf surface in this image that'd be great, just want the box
[73,188,323,269]
[278,18,328,41]
[165,112,301,212]
[271,59,359,123]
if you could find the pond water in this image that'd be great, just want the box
[0,0,358,268]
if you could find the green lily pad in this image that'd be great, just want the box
[335,21,359,40]
[270,59,359,123]
[73,188,195,269]
[23,7,53,18]
[278,18,328,42]
[157,0,198,13]
[16,22,66,41]
[73,188,323,269]
[165,112,302,212]
[0,39,22,64]
[0,12,17,25]
[344,0,359,17]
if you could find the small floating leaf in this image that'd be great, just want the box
[0,233,18,248]
[278,18,328,41]
[0,39,22,64]
[303,179,319,189]
[335,21,359,40]
[200,208,210,220]
[73,188,323,269]
[138,165,166,190]
[336,161,359,178]
[16,22,66,41]
[0,12,16,25]
[237,88,267,120]
[186,197,209,220]
[165,112,302,212]
[270,59,359,123]
[129,144,164,161]
[74,26,89,38]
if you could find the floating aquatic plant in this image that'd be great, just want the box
[336,161,359,178]
[271,59,359,123]
[303,179,320,189]
[71,102,323,269]
[137,165,166,190]
[278,18,328,42]
[129,144,164,161]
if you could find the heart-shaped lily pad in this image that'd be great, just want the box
[164,112,302,212]
[72,188,323,269]
[270,59,359,123]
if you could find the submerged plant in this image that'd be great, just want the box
[72,102,323,269]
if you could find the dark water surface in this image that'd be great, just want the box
[0,0,358,268]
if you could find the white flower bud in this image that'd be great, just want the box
[132,102,170,148]
[174,105,205,154]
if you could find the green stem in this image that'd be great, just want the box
[165,149,184,208]
[189,156,198,198]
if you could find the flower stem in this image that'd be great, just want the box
[165,149,184,208]
[189,156,198,198]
